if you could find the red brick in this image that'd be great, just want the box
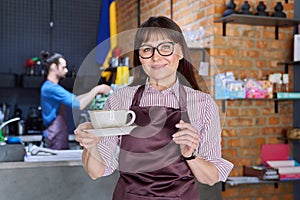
[255,59,266,68]
[269,117,280,125]
[240,148,260,156]
[226,59,254,68]
[282,116,293,124]
[262,127,283,135]
[240,128,260,136]
[225,108,239,117]
[227,118,254,127]
[257,40,268,49]
[222,148,237,157]
[254,137,266,146]
[240,108,260,116]
[255,117,266,126]
[222,129,238,137]
[227,138,240,147]
[242,29,261,38]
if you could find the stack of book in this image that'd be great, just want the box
[267,160,300,180]
[243,165,279,180]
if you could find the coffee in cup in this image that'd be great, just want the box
[88,110,136,129]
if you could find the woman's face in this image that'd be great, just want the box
[139,34,183,88]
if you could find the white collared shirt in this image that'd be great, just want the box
[96,79,233,182]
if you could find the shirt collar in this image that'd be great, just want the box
[144,78,181,100]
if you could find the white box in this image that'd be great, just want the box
[267,160,295,168]
[278,166,300,174]
[294,34,300,62]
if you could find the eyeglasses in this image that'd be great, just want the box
[139,42,175,59]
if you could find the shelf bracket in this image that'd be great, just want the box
[274,100,278,113]
[222,100,226,113]
[284,63,289,73]
[222,22,227,36]
[275,26,279,40]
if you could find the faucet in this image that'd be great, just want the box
[0,117,20,130]
[0,117,20,144]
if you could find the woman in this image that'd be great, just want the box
[75,16,233,199]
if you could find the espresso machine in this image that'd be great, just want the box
[25,106,43,135]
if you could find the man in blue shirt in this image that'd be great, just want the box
[41,52,111,150]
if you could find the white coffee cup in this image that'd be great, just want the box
[88,110,136,129]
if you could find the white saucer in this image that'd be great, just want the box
[84,126,137,137]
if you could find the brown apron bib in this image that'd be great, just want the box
[112,84,199,200]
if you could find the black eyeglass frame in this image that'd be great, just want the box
[138,41,175,59]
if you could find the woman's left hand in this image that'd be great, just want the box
[172,120,199,158]
[74,122,102,150]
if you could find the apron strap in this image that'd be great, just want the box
[131,85,145,107]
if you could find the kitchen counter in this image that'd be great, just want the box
[0,159,223,200]
[0,151,119,200]
[0,160,82,169]
[0,149,223,199]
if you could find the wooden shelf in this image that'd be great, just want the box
[214,14,300,39]
[21,75,44,88]
[19,75,75,90]
[0,73,17,88]
[219,97,300,113]
[277,61,300,73]
[278,61,300,65]
[222,176,300,191]
[277,136,300,143]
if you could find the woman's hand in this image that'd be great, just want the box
[74,122,106,179]
[74,122,102,149]
[172,120,199,158]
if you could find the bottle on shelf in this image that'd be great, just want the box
[282,74,289,92]
[71,65,76,78]
[115,57,130,86]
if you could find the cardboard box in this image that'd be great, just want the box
[214,73,245,99]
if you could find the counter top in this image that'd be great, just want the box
[18,134,76,142]
[0,159,118,200]
[0,149,83,169]
[0,160,82,169]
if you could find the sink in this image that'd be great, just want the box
[0,144,26,162]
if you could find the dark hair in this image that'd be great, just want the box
[41,51,65,75]
[45,52,64,66]
[131,16,200,90]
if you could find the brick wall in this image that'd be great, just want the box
[115,0,295,199]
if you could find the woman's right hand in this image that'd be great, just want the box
[74,122,102,149]
[75,122,106,179]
